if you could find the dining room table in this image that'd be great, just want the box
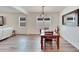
[40,30,60,49]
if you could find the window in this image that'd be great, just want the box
[44,18,50,21]
[37,17,51,30]
[19,16,26,27]
[20,22,26,26]
[20,17,26,21]
[37,18,43,21]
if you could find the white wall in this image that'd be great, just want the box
[60,6,79,49]
[0,12,60,34]
[0,12,27,34]
[26,12,60,34]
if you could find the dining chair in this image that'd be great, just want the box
[44,31,53,49]
[40,29,41,34]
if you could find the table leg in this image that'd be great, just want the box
[57,36,59,49]
[41,37,43,49]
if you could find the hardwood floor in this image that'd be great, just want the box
[0,35,79,52]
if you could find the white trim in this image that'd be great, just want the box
[18,16,27,28]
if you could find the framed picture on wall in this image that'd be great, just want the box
[0,16,4,26]
[62,9,79,26]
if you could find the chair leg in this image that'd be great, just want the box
[50,41,53,49]
[44,39,53,49]
[44,40,46,49]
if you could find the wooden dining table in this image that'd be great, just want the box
[40,31,60,49]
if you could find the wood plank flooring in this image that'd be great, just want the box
[0,35,79,52]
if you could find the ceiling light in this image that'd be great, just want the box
[40,6,45,19]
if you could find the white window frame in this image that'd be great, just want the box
[36,16,52,30]
[19,16,27,27]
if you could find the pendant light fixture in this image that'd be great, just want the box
[40,6,45,19]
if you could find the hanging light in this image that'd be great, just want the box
[40,6,45,19]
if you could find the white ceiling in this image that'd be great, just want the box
[0,6,66,14]
[0,6,21,13]
[20,6,66,13]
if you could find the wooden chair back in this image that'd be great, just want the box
[45,31,53,35]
